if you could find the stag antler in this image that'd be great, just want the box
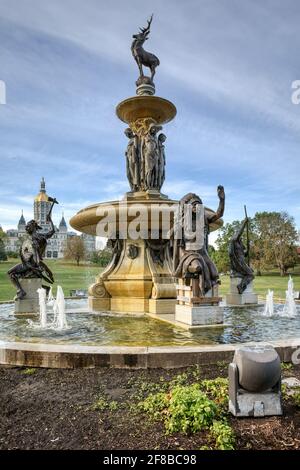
[139,14,153,36]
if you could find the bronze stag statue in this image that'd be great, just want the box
[131,15,160,84]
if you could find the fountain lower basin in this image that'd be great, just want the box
[0,300,299,369]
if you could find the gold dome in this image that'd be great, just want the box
[34,192,49,202]
[34,177,49,202]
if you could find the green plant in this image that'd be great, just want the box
[22,368,36,375]
[200,378,229,411]
[108,401,119,411]
[281,383,288,400]
[170,372,189,387]
[210,420,235,450]
[216,361,227,368]
[91,397,118,412]
[292,391,300,408]
[281,363,293,371]
[138,379,235,450]
[166,384,217,434]
[138,392,168,420]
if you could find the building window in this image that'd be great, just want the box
[53,251,58,258]
[47,251,52,258]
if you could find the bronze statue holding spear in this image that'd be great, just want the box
[228,206,254,294]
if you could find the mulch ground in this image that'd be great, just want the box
[0,363,300,450]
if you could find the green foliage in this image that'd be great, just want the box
[138,377,235,450]
[0,239,7,262]
[210,420,236,450]
[281,362,293,371]
[213,211,298,276]
[214,220,242,273]
[22,368,36,375]
[5,251,18,259]
[89,248,112,267]
[139,392,169,420]
[200,378,229,411]
[253,212,298,276]
[165,384,217,434]
[91,397,118,412]
[281,383,288,400]
[293,392,300,408]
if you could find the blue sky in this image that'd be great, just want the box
[0,0,299,243]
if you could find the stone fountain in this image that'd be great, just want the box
[70,16,222,316]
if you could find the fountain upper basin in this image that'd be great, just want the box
[70,195,223,237]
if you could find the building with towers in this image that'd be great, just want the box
[2,178,95,259]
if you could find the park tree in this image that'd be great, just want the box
[252,211,298,276]
[0,228,7,261]
[213,211,298,276]
[0,239,7,261]
[64,236,86,266]
[214,220,243,273]
[89,248,112,267]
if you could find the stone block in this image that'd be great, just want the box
[14,278,42,315]
[175,304,223,326]
[148,299,176,314]
[110,297,149,314]
[88,296,111,312]
[226,278,258,305]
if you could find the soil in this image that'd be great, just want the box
[0,363,300,450]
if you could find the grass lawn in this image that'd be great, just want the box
[0,259,299,302]
[219,266,300,298]
[0,259,102,301]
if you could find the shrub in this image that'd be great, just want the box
[210,420,235,450]
[166,384,217,434]
[138,377,235,450]
[293,391,300,408]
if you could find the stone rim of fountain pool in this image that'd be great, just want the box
[0,337,299,369]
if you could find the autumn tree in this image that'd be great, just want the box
[213,211,298,276]
[64,236,86,266]
[252,211,298,276]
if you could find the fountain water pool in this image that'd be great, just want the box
[0,300,299,347]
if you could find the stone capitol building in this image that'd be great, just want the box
[2,178,95,259]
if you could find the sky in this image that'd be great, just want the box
[0,0,300,244]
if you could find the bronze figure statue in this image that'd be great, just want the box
[131,15,160,84]
[229,217,254,294]
[157,133,166,189]
[125,128,140,191]
[8,197,58,300]
[143,123,161,190]
[172,187,225,297]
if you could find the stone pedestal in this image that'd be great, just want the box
[149,299,177,315]
[175,304,223,326]
[14,278,42,315]
[226,278,258,306]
